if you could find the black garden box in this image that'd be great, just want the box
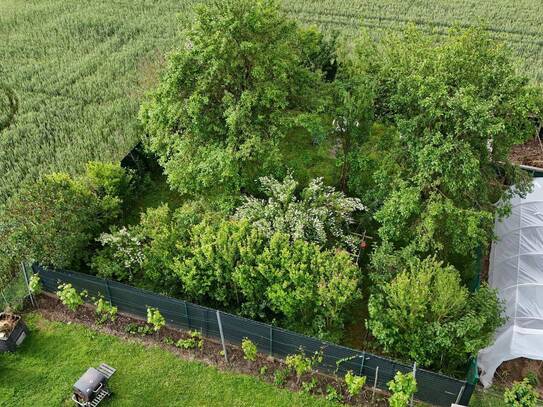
[0,312,29,352]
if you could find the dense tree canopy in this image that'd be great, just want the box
[348,27,542,274]
[175,219,361,339]
[0,162,130,287]
[9,1,541,370]
[367,257,504,371]
[140,0,329,206]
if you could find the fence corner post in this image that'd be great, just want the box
[216,310,228,363]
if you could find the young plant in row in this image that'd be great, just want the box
[56,283,86,311]
[94,296,118,325]
[125,322,154,336]
[146,306,165,332]
[241,338,257,362]
[345,370,366,400]
[504,378,538,407]
[387,371,417,407]
[285,348,323,384]
[175,330,203,350]
[28,273,42,295]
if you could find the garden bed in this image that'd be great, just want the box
[35,294,388,406]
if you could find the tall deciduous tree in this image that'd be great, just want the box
[350,27,542,274]
[140,0,327,207]
[0,163,129,287]
[367,256,504,371]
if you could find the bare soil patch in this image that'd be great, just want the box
[510,137,543,168]
[495,358,543,396]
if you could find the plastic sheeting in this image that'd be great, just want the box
[478,178,543,387]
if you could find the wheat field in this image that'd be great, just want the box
[1,0,541,202]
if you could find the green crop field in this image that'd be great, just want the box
[1,0,542,202]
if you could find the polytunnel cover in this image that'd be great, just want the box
[478,177,543,387]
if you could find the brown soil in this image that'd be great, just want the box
[494,358,543,396]
[33,294,388,406]
[510,137,543,168]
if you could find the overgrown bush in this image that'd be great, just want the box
[0,164,127,281]
[174,219,263,309]
[244,233,361,339]
[241,338,257,362]
[387,371,417,407]
[504,378,539,407]
[175,219,362,339]
[57,283,86,312]
[367,256,504,370]
[92,205,186,294]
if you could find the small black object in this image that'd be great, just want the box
[72,364,116,406]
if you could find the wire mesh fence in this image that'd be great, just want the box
[34,264,475,406]
[1,265,30,312]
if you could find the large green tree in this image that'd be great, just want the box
[140,0,328,206]
[367,256,504,371]
[0,162,129,287]
[348,27,542,274]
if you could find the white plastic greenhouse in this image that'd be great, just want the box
[478,176,543,387]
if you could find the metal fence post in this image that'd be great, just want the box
[455,384,466,405]
[205,309,209,336]
[359,351,366,376]
[410,362,417,407]
[184,302,191,329]
[372,366,379,403]
[104,280,112,305]
[269,325,273,356]
[21,262,36,308]
[216,310,228,363]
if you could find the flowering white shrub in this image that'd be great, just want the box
[234,174,364,251]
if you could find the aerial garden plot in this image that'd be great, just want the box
[1,0,543,406]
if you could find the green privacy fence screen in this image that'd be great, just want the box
[34,264,475,406]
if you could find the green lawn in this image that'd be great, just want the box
[0,314,340,407]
